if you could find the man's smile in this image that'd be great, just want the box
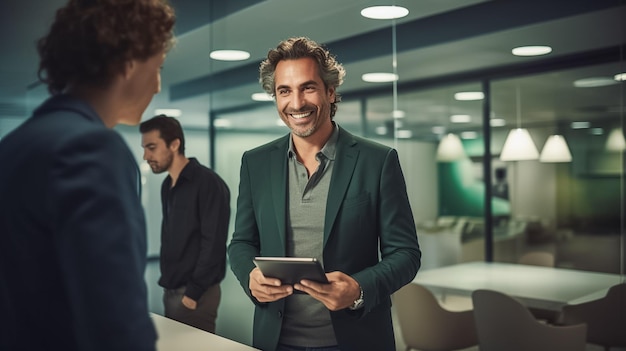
[290,111,313,119]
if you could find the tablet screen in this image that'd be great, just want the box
[253,257,329,285]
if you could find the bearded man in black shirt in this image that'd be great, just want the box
[140,115,230,333]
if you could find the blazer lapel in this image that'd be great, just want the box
[324,128,359,246]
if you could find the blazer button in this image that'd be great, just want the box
[278,311,283,318]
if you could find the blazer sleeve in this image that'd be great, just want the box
[49,129,156,351]
[227,151,261,300]
[352,148,422,314]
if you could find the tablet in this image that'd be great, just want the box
[253,257,329,285]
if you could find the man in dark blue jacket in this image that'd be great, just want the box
[0,1,175,350]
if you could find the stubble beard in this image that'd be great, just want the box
[150,152,174,174]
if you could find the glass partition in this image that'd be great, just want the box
[491,62,625,274]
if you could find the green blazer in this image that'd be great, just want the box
[228,126,421,351]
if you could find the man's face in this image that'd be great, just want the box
[141,129,174,174]
[274,57,335,138]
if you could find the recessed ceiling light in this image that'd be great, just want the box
[450,114,471,123]
[209,49,250,61]
[573,77,619,88]
[361,6,409,20]
[213,119,232,128]
[512,46,552,56]
[251,92,274,101]
[396,129,413,139]
[432,126,446,134]
[362,72,399,83]
[154,108,182,117]
[375,126,388,135]
[571,121,591,129]
[614,72,626,81]
[490,118,506,127]
[392,110,406,118]
[454,92,484,101]
[590,128,604,135]
[461,131,478,139]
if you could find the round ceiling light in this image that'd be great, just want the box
[392,110,406,118]
[454,92,484,101]
[361,6,409,20]
[511,46,552,56]
[251,92,274,101]
[450,114,471,123]
[154,108,182,117]
[209,50,250,61]
[461,131,478,139]
[490,118,506,127]
[362,72,398,83]
[431,126,446,134]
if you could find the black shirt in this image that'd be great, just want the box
[158,157,230,301]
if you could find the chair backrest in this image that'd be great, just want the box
[393,283,477,351]
[561,283,626,348]
[518,251,555,267]
[472,289,587,351]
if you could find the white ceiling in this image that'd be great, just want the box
[1,0,624,138]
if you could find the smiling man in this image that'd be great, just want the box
[228,36,422,351]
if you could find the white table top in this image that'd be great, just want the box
[151,313,259,351]
[413,261,624,311]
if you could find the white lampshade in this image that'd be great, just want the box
[499,128,539,161]
[605,128,626,152]
[539,135,572,162]
[436,133,466,162]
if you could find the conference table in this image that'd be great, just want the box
[412,261,624,311]
[152,313,259,351]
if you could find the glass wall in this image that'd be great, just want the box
[490,62,625,274]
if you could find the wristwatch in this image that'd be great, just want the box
[349,286,364,310]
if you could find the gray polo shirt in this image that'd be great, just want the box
[279,123,339,347]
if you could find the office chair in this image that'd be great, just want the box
[392,283,477,351]
[560,283,626,351]
[472,289,587,351]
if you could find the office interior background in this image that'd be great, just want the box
[1,0,625,349]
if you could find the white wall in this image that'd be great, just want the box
[385,137,439,223]
[505,127,558,225]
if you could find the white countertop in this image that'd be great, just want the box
[152,313,259,351]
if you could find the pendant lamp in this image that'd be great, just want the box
[436,133,465,162]
[539,135,572,162]
[605,128,626,152]
[499,86,539,161]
